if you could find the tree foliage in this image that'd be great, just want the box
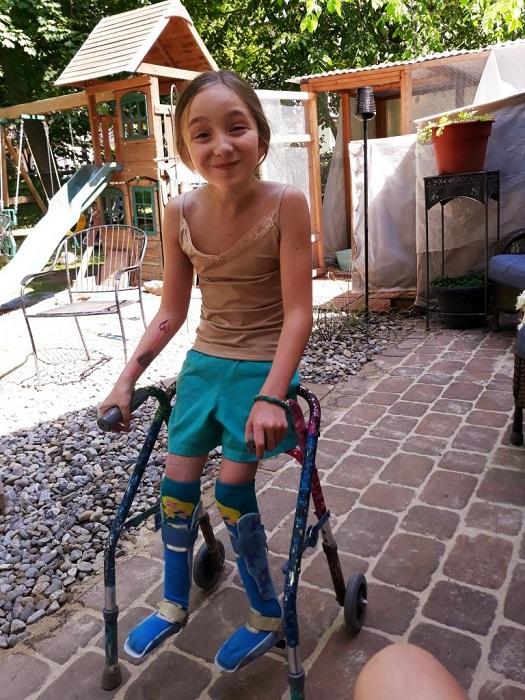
[1,0,524,107]
[0,0,524,142]
[0,0,151,105]
[182,0,525,88]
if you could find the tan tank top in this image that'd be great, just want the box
[180,187,287,361]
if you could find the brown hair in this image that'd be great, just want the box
[174,70,271,170]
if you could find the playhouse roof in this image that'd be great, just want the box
[55,0,216,87]
[291,38,525,87]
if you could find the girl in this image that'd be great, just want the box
[99,70,312,672]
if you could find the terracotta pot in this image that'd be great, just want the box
[431,120,494,175]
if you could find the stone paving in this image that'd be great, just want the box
[2,322,525,700]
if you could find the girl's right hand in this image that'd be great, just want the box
[98,380,135,431]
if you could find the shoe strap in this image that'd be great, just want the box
[157,599,188,625]
[246,609,282,633]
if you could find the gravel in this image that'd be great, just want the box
[0,305,412,648]
[300,309,405,383]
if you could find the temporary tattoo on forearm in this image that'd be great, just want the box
[137,350,154,369]
[135,319,172,370]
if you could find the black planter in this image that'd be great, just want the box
[430,284,485,329]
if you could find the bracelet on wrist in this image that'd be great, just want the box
[254,394,289,411]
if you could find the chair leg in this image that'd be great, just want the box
[138,288,147,330]
[74,316,91,360]
[116,306,128,363]
[510,405,523,446]
[23,314,40,379]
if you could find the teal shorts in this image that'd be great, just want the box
[168,350,300,463]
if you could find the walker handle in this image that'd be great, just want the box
[97,387,151,431]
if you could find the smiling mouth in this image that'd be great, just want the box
[213,161,239,169]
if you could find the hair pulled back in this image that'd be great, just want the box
[174,70,271,170]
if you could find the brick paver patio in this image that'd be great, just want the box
[3,322,525,699]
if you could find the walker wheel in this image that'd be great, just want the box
[344,573,367,634]
[193,540,226,590]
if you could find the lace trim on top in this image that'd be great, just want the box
[180,210,279,265]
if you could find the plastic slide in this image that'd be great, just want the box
[0,162,120,308]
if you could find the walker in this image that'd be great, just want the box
[97,381,367,699]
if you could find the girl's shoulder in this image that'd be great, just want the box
[164,192,184,217]
[256,181,308,210]
[270,183,308,216]
[261,181,306,201]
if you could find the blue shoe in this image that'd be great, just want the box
[215,609,283,672]
[215,513,283,672]
[124,600,188,659]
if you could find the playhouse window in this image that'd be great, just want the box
[121,92,149,139]
[132,186,156,234]
[101,187,124,225]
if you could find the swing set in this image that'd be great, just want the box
[0,113,63,260]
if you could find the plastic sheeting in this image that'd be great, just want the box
[258,94,311,204]
[264,143,310,206]
[322,114,347,256]
[324,44,525,303]
[474,43,525,105]
[350,134,417,294]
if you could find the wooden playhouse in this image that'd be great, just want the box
[54,0,217,281]
[0,0,324,281]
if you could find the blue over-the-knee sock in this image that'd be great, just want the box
[124,477,201,659]
[161,477,201,609]
[215,480,282,672]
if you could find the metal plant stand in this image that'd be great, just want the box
[424,170,500,330]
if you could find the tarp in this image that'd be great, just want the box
[474,43,525,105]
[322,114,347,257]
[349,44,525,304]
[350,134,417,294]
[323,42,525,301]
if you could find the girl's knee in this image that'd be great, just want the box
[218,458,258,485]
[165,453,207,482]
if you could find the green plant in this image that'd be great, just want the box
[311,302,360,342]
[417,110,494,145]
[431,271,484,288]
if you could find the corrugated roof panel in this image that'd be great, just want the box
[292,39,525,83]
[55,0,200,87]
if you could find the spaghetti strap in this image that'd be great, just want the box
[178,192,186,245]
[276,184,289,221]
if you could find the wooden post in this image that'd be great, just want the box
[340,91,354,254]
[301,83,324,275]
[111,114,122,164]
[149,77,165,164]
[87,94,103,166]
[122,183,133,230]
[86,94,104,224]
[0,126,9,208]
[375,97,387,138]
[399,68,413,135]
[100,115,112,162]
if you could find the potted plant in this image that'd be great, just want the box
[431,270,485,328]
[417,110,495,175]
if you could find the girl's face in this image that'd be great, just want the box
[183,84,265,186]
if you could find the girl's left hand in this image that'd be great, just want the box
[245,401,288,460]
